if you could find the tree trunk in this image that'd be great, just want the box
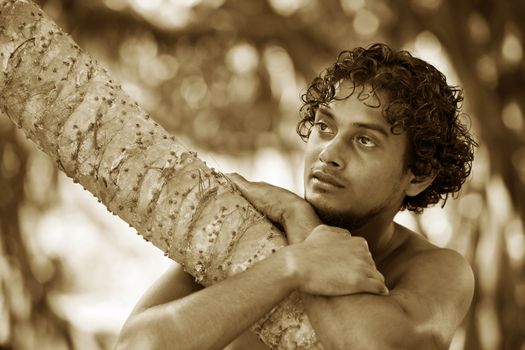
[0,0,319,348]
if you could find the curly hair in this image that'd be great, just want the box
[297,43,478,213]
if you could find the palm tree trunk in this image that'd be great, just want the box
[0,0,319,348]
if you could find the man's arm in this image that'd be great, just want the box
[116,227,387,350]
[303,247,474,349]
[116,249,297,350]
[229,175,474,349]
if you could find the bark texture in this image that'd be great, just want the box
[0,0,319,348]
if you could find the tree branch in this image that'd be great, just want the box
[0,0,319,348]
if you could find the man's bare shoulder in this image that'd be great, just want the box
[389,223,473,299]
[387,223,474,346]
[393,223,472,283]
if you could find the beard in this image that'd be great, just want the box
[305,184,405,232]
[312,204,384,231]
[303,174,407,232]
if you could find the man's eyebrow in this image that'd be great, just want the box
[318,106,390,136]
[352,122,389,137]
[316,106,335,119]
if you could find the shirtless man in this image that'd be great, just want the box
[116,43,477,349]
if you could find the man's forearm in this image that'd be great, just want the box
[117,249,298,350]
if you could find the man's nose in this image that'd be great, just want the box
[319,138,345,169]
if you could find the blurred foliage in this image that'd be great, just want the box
[1,0,525,349]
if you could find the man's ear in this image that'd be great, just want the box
[405,170,437,197]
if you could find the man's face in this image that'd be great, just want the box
[303,82,414,230]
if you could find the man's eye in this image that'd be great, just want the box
[356,135,376,148]
[314,122,332,133]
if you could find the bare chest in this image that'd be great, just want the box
[376,231,435,289]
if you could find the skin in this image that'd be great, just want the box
[115,82,475,350]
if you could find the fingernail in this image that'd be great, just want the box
[381,287,389,295]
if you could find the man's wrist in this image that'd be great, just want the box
[282,203,321,244]
[273,246,304,291]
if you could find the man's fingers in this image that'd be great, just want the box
[365,252,377,269]
[225,172,247,192]
[366,268,385,283]
[226,173,262,203]
[225,173,319,244]
[225,173,283,221]
[362,264,385,283]
[363,278,389,295]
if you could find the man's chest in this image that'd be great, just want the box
[376,232,433,288]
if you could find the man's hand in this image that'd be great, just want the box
[227,172,321,244]
[286,224,388,296]
[227,173,387,297]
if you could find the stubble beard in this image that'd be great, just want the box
[312,202,385,231]
[305,182,405,232]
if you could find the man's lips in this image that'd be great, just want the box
[311,169,345,188]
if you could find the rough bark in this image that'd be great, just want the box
[0,0,319,348]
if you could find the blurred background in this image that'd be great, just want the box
[1,0,524,349]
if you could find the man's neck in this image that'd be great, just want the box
[351,217,398,264]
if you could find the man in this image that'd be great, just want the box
[116,43,477,349]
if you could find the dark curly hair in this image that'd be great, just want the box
[297,43,477,213]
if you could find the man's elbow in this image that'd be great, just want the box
[328,320,442,350]
[384,323,447,350]
[365,332,441,350]
[115,318,195,350]
[115,318,161,350]
[115,325,152,350]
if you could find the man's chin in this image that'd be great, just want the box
[305,198,376,231]
[316,208,367,231]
